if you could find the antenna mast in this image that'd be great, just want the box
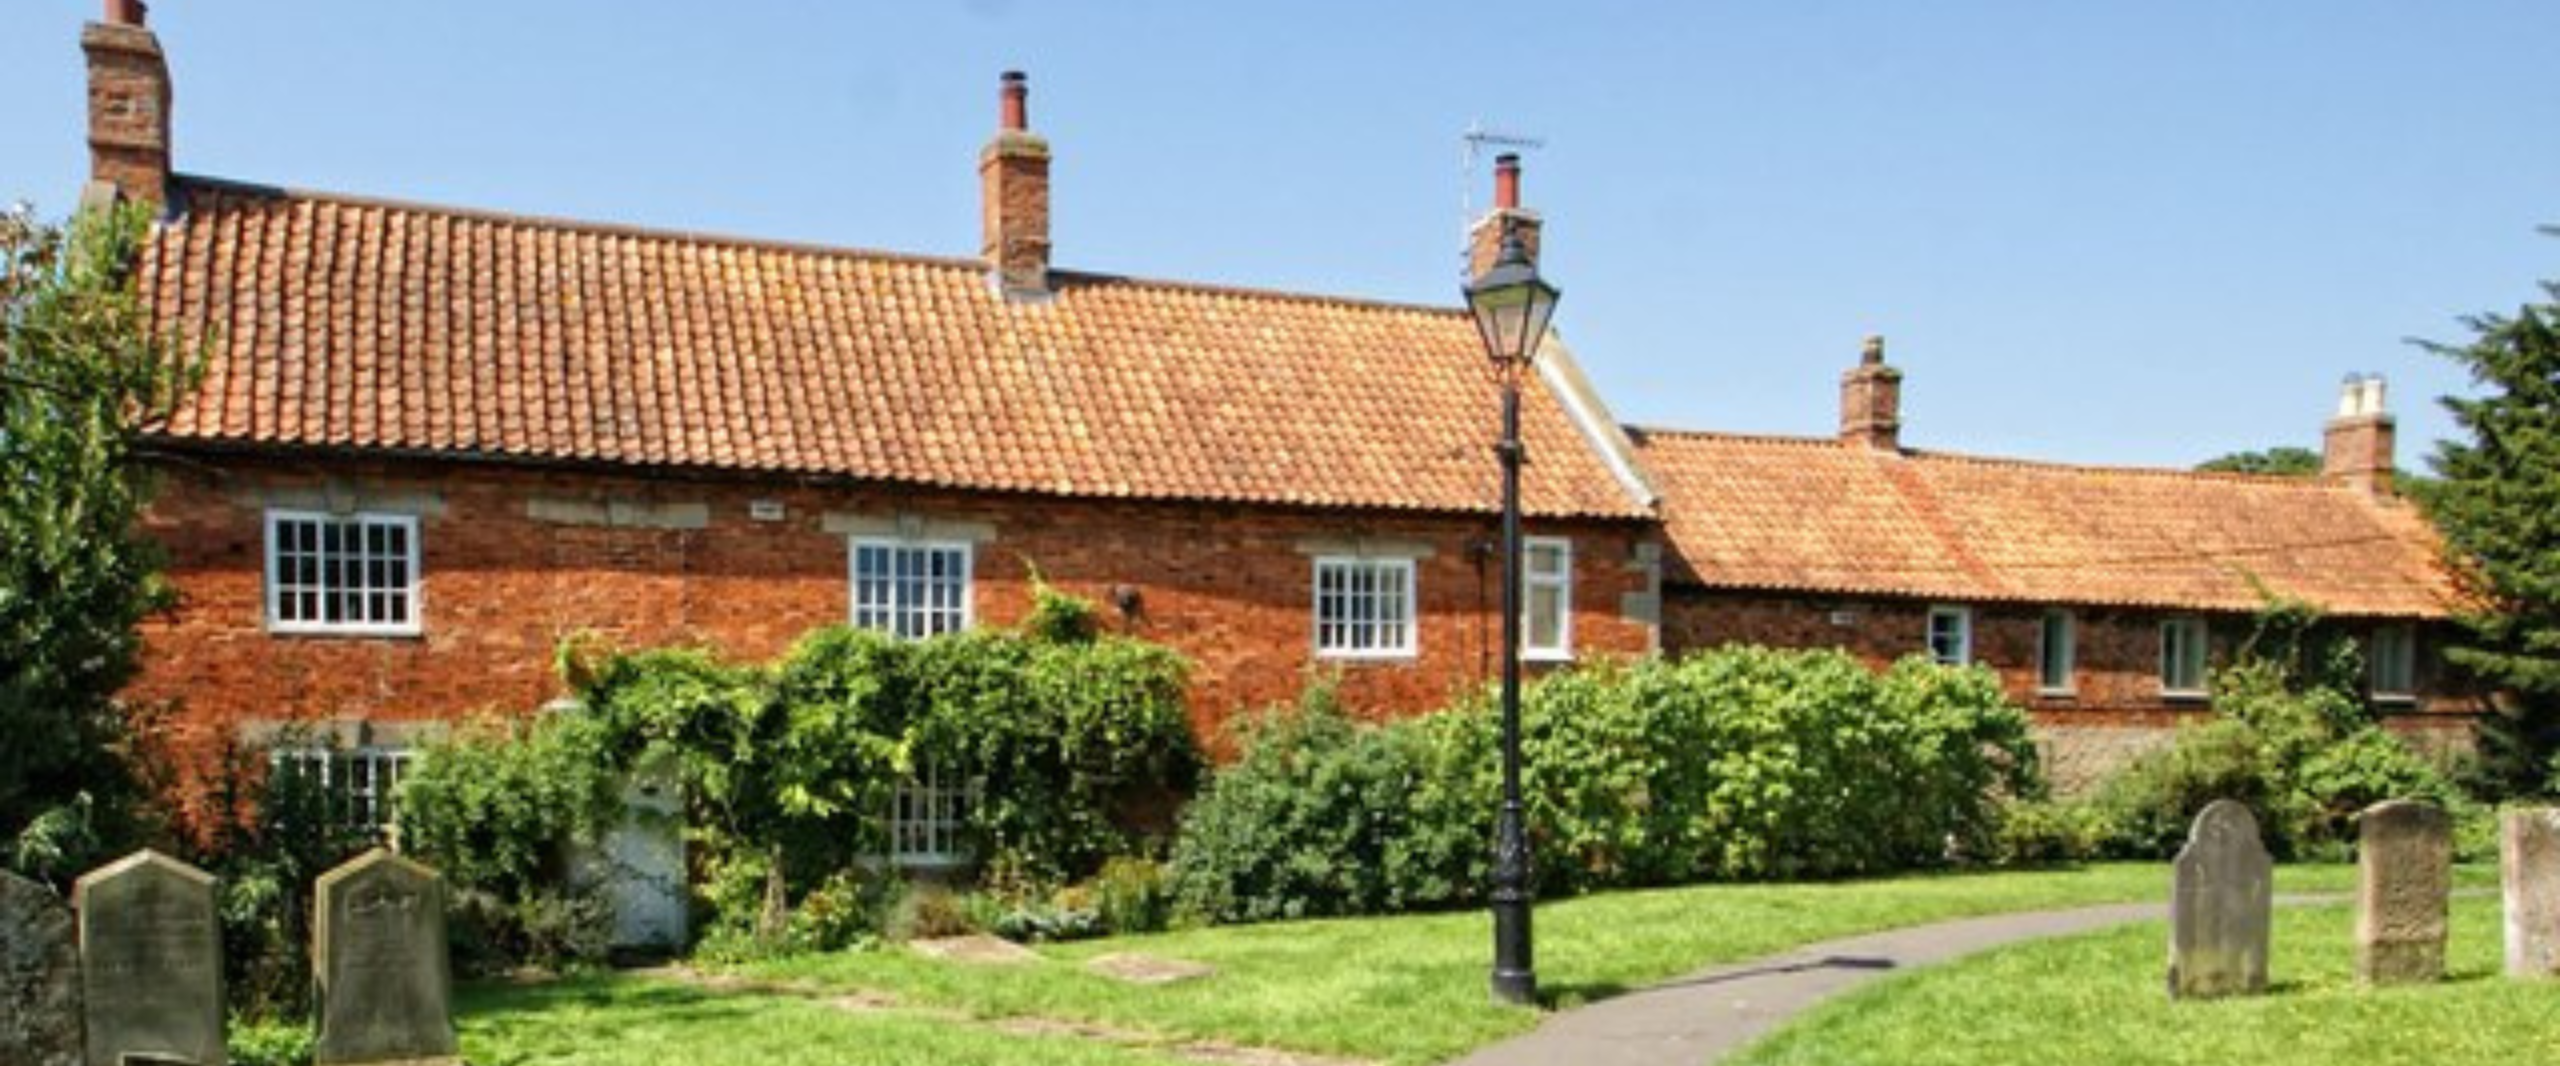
[1461,121,1546,279]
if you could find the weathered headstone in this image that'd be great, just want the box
[2168,799,2273,999]
[2356,799,2451,985]
[0,870,83,1066]
[2504,807,2560,978]
[313,849,458,1065]
[73,850,223,1066]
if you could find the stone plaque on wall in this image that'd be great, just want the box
[2168,799,2273,999]
[313,849,459,1065]
[73,850,223,1066]
[0,869,83,1066]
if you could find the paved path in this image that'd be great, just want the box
[1448,901,2165,1066]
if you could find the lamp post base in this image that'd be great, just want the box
[1490,960,1538,1006]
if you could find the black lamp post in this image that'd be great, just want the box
[1463,221,1558,1007]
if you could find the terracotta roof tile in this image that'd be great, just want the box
[1632,428,2457,618]
[139,178,1649,520]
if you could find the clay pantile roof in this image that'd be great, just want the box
[1630,428,2458,618]
[136,177,1652,520]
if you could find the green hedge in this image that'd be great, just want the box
[1170,647,2039,924]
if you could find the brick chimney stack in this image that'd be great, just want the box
[1468,153,1543,278]
[2323,374,2396,494]
[979,71,1051,298]
[1839,335,1904,451]
[83,0,172,209]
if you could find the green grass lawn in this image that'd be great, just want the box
[453,863,2497,1066]
[1730,896,2558,1066]
[454,975,1196,1066]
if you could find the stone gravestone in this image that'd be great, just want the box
[2168,799,2273,999]
[0,869,83,1066]
[2504,807,2560,978]
[73,850,223,1066]
[313,849,459,1065]
[2356,799,2452,985]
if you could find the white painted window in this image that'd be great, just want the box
[1313,556,1417,659]
[2370,624,2417,701]
[2038,609,2077,695]
[265,511,422,636]
[849,540,973,639]
[2160,617,2209,697]
[269,746,416,838]
[889,763,976,868]
[1523,537,1573,661]
[1926,605,1972,666]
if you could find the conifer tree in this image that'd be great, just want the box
[2422,234,2560,797]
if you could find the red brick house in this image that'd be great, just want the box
[81,10,1664,814]
[1635,340,2467,787]
[70,8,2468,815]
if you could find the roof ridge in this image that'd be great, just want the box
[1627,421,2395,496]
[170,173,1472,320]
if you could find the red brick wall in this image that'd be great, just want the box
[131,454,1660,767]
[1662,587,2478,790]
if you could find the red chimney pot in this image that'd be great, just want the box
[1493,153,1521,210]
[999,71,1029,132]
[105,0,146,26]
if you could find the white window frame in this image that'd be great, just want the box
[1926,605,1972,667]
[1522,536,1573,662]
[2038,609,2077,696]
[2160,617,2210,698]
[848,538,974,639]
[263,510,424,637]
[268,746,418,838]
[2370,624,2418,703]
[888,762,977,869]
[1311,556,1419,660]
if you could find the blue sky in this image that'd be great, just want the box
[5,1,2554,469]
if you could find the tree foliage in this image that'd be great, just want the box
[2421,241,2560,797]
[2196,445,2323,477]
[0,202,196,877]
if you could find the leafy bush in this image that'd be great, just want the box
[564,594,1197,946]
[1989,797,2115,865]
[1090,856,1174,935]
[226,1016,314,1066]
[2083,602,2471,860]
[192,733,378,1019]
[397,712,621,974]
[1172,648,2040,924]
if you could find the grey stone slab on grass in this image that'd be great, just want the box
[2168,799,2272,999]
[73,850,223,1066]
[0,869,83,1066]
[2504,807,2560,978]
[313,849,459,1065]
[1086,952,1217,985]
[909,934,1042,965]
[2356,799,2451,985]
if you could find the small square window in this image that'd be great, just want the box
[888,762,976,868]
[1927,606,1972,667]
[1313,557,1418,659]
[2370,625,2417,701]
[2038,610,2077,695]
[268,746,417,840]
[2161,618,2209,697]
[1523,537,1572,661]
[850,540,973,639]
[265,511,422,636]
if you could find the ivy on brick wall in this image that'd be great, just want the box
[552,589,1198,938]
